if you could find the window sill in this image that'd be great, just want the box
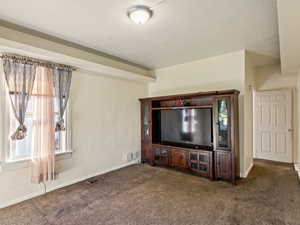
[0,151,73,172]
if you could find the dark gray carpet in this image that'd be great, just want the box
[0,160,299,225]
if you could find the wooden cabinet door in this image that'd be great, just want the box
[189,151,213,179]
[153,147,169,166]
[142,141,152,162]
[214,96,236,184]
[171,150,188,169]
[215,151,233,182]
[214,96,231,151]
[141,100,152,163]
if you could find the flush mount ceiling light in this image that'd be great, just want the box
[127,5,153,25]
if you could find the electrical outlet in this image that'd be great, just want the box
[126,152,133,162]
[124,152,141,162]
[132,152,136,160]
[132,152,140,160]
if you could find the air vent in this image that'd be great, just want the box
[86,179,98,185]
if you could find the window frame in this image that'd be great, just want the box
[0,73,73,171]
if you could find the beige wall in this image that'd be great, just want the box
[255,64,298,90]
[243,53,256,174]
[149,51,245,96]
[254,64,298,163]
[149,50,248,176]
[0,70,148,207]
[277,0,300,75]
[297,71,300,169]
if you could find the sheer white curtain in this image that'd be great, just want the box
[31,67,55,184]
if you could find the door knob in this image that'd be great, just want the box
[288,129,293,132]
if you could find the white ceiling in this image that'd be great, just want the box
[0,0,279,69]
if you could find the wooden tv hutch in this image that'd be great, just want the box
[139,89,239,184]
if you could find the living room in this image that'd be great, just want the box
[0,1,299,225]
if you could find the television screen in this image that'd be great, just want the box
[159,108,212,148]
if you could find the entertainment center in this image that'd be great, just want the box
[140,89,239,184]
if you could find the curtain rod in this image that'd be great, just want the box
[0,53,77,71]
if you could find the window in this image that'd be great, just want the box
[5,95,71,163]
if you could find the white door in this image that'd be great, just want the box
[254,89,293,163]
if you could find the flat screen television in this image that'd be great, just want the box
[153,108,213,150]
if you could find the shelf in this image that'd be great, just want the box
[152,143,213,152]
[152,105,213,110]
[190,160,198,163]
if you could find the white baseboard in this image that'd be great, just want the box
[240,162,254,178]
[46,161,138,193]
[294,163,300,179]
[0,191,43,210]
[0,161,139,209]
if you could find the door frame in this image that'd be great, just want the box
[253,88,293,163]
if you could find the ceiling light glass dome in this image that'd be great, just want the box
[127,5,153,25]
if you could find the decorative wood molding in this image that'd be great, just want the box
[152,105,213,110]
[140,89,240,101]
